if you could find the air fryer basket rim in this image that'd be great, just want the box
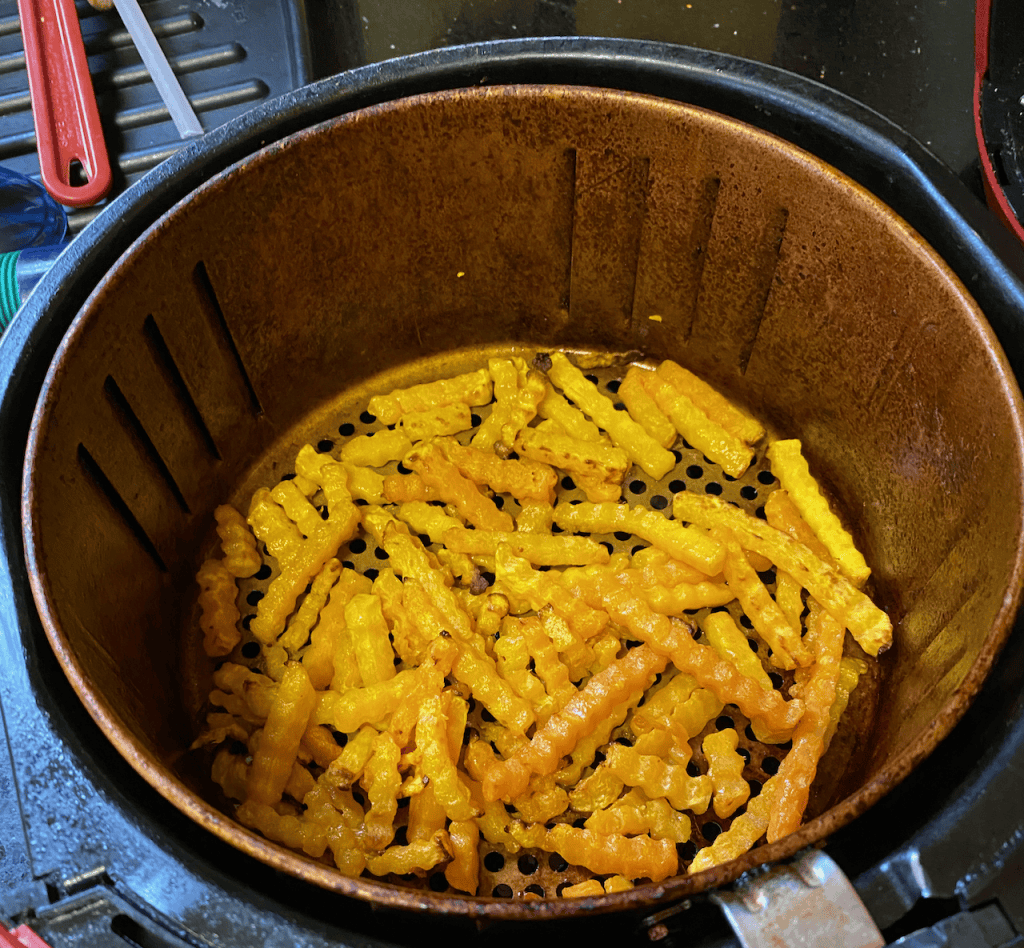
[5,40,1024,925]
[21,79,1024,919]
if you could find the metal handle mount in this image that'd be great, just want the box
[710,849,885,948]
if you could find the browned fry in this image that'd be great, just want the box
[481,643,666,801]
[443,526,610,566]
[438,438,558,504]
[564,569,804,735]
[404,440,513,532]
[767,601,844,842]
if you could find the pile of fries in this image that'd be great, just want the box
[193,352,890,896]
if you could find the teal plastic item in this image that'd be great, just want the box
[0,165,69,328]
[0,244,67,329]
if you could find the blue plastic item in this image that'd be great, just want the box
[0,164,68,253]
[0,165,69,328]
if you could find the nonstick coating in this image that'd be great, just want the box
[22,84,1024,918]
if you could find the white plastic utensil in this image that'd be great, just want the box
[111,0,203,138]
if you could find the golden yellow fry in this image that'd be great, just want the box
[716,528,813,670]
[247,663,316,806]
[453,640,536,736]
[537,379,605,441]
[586,789,692,844]
[407,783,447,843]
[416,694,478,822]
[547,352,675,479]
[279,557,341,653]
[196,558,241,657]
[338,428,414,468]
[552,501,724,576]
[300,568,371,691]
[247,450,360,643]
[495,545,609,640]
[364,835,450,876]
[629,545,711,587]
[566,569,802,735]
[363,731,403,851]
[604,875,636,893]
[300,722,343,769]
[345,593,397,686]
[381,472,439,503]
[319,724,378,790]
[482,644,666,802]
[703,728,750,819]
[372,570,431,666]
[341,464,386,505]
[823,657,869,751]
[701,610,774,691]
[673,492,891,656]
[236,800,328,858]
[768,601,844,842]
[445,820,481,894]
[516,501,554,534]
[399,401,473,441]
[619,366,677,448]
[404,440,514,532]
[439,438,558,504]
[639,370,754,478]
[689,781,774,874]
[367,368,493,425]
[212,748,250,801]
[473,357,546,451]
[568,766,626,812]
[214,504,262,578]
[443,526,610,567]
[561,880,605,898]
[516,425,630,502]
[510,775,569,823]
[766,439,870,587]
[656,360,765,446]
[511,821,678,883]
[495,617,552,713]
[602,743,713,813]
[774,570,806,637]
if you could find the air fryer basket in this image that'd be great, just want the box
[22,85,1024,917]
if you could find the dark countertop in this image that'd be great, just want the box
[306,0,982,186]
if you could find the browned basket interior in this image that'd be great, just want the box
[23,85,1024,916]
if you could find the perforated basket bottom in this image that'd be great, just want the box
[187,346,879,900]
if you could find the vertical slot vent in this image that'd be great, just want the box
[77,445,167,573]
[103,376,190,514]
[684,176,723,340]
[738,206,790,375]
[193,260,263,416]
[142,314,221,461]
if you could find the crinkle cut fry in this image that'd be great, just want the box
[767,602,845,842]
[404,440,513,532]
[512,821,678,883]
[564,569,804,735]
[246,663,316,806]
[439,437,558,504]
[481,644,667,802]
[673,492,892,657]
[367,367,492,424]
[214,504,261,578]
[196,558,241,657]
[766,439,870,587]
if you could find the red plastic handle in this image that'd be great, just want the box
[1,926,52,948]
[17,0,112,207]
